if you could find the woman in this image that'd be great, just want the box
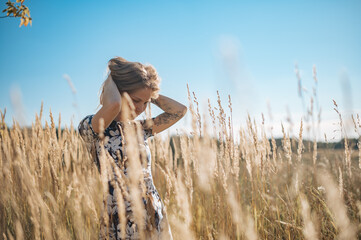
[78,57,187,239]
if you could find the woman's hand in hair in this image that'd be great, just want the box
[150,94,187,134]
[92,75,122,134]
[101,75,122,107]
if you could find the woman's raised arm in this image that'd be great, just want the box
[148,94,187,134]
[92,76,122,134]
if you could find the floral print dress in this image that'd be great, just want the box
[78,114,172,240]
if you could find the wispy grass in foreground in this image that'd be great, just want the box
[1,88,361,239]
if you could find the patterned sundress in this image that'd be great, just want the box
[78,114,173,240]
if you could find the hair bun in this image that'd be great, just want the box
[108,57,128,71]
[102,57,161,100]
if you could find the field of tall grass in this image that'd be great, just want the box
[1,86,361,239]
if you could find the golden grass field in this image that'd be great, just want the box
[1,90,361,240]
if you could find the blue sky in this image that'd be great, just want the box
[0,0,360,140]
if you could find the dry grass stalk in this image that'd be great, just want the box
[318,172,357,240]
[312,139,317,166]
[351,114,361,169]
[344,137,352,177]
[338,167,343,198]
[192,91,202,137]
[186,84,198,136]
[227,189,258,240]
[297,119,304,163]
[281,123,292,164]
[299,194,318,240]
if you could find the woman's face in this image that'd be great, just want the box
[121,87,152,119]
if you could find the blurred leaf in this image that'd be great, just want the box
[19,17,23,27]
[24,17,28,26]
[1,0,32,27]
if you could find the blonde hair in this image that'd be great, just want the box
[97,57,161,109]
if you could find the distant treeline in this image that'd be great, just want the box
[272,138,360,152]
